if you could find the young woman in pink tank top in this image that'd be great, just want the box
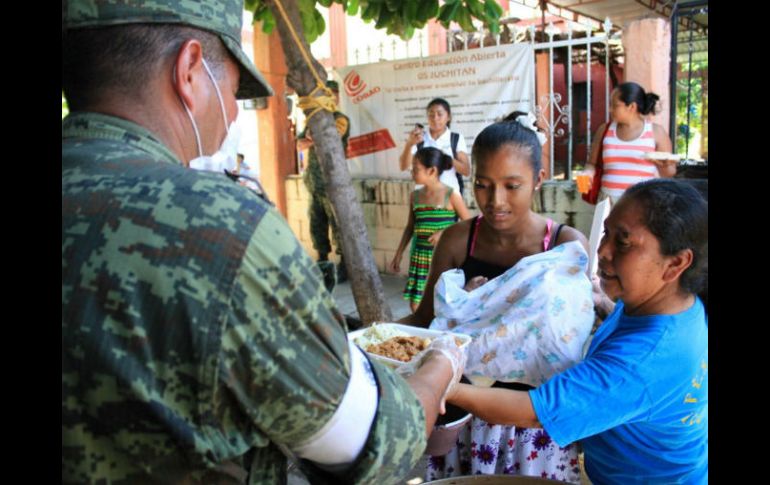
[585,82,677,203]
[400,113,591,482]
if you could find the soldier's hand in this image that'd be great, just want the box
[423,334,466,414]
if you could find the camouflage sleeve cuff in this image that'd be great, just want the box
[332,357,427,484]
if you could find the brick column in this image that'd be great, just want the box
[253,28,292,217]
[536,52,551,179]
[427,19,447,56]
[328,3,348,67]
[622,18,671,133]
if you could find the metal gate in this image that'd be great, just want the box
[528,20,615,180]
[669,1,708,161]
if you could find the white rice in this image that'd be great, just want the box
[353,324,410,350]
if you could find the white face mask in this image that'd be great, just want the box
[178,58,241,172]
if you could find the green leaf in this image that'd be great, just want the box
[314,8,327,36]
[402,1,417,24]
[374,7,393,29]
[385,0,400,12]
[409,16,427,29]
[361,1,381,21]
[346,0,359,16]
[456,6,474,32]
[437,1,460,24]
[466,0,484,19]
[386,16,402,36]
[416,0,439,22]
[252,5,275,33]
[261,9,276,34]
[298,0,316,11]
[300,8,317,42]
[318,0,333,7]
[484,0,503,18]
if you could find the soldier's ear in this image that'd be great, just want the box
[172,40,208,114]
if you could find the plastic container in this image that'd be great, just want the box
[425,402,472,456]
[575,173,591,194]
[348,323,471,369]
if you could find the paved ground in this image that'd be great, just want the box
[331,272,412,322]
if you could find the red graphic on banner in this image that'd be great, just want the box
[346,129,396,158]
[343,70,366,97]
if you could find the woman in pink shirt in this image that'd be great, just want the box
[585,82,677,203]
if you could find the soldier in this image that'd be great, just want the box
[297,80,349,289]
[62,1,463,483]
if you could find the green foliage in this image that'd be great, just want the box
[675,59,707,156]
[247,0,501,41]
[62,92,69,119]
[252,3,276,34]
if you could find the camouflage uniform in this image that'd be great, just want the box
[301,112,350,260]
[62,112,426,484]
[62,1,426,482]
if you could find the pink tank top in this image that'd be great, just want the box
[469,217,556,256]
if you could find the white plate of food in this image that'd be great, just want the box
[643,151,682,161]
[349,323,471,368]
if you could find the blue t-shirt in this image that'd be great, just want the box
[530,298,708,484]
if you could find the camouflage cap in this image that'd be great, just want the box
[62,0,273,99]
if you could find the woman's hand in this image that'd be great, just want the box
[651,157,678,178]
[388,254,402,274]
[443,381,466,405]
[582,165,596,190]
[406,127,424,147]
[428,230,444,247]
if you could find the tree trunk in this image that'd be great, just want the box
[267,0,393,324]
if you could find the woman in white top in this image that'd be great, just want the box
[399,98,470,194]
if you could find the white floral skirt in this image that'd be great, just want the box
[426,416,581,483]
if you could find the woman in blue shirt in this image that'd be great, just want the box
[446,178,708,484]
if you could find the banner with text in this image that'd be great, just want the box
[336,44,533,178]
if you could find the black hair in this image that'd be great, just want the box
[427,98,452,127]
[472,112,542,178]
[621,179,708,294]
[62,24,228,111]
[615,82,660,116]
[414,147,453,175]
